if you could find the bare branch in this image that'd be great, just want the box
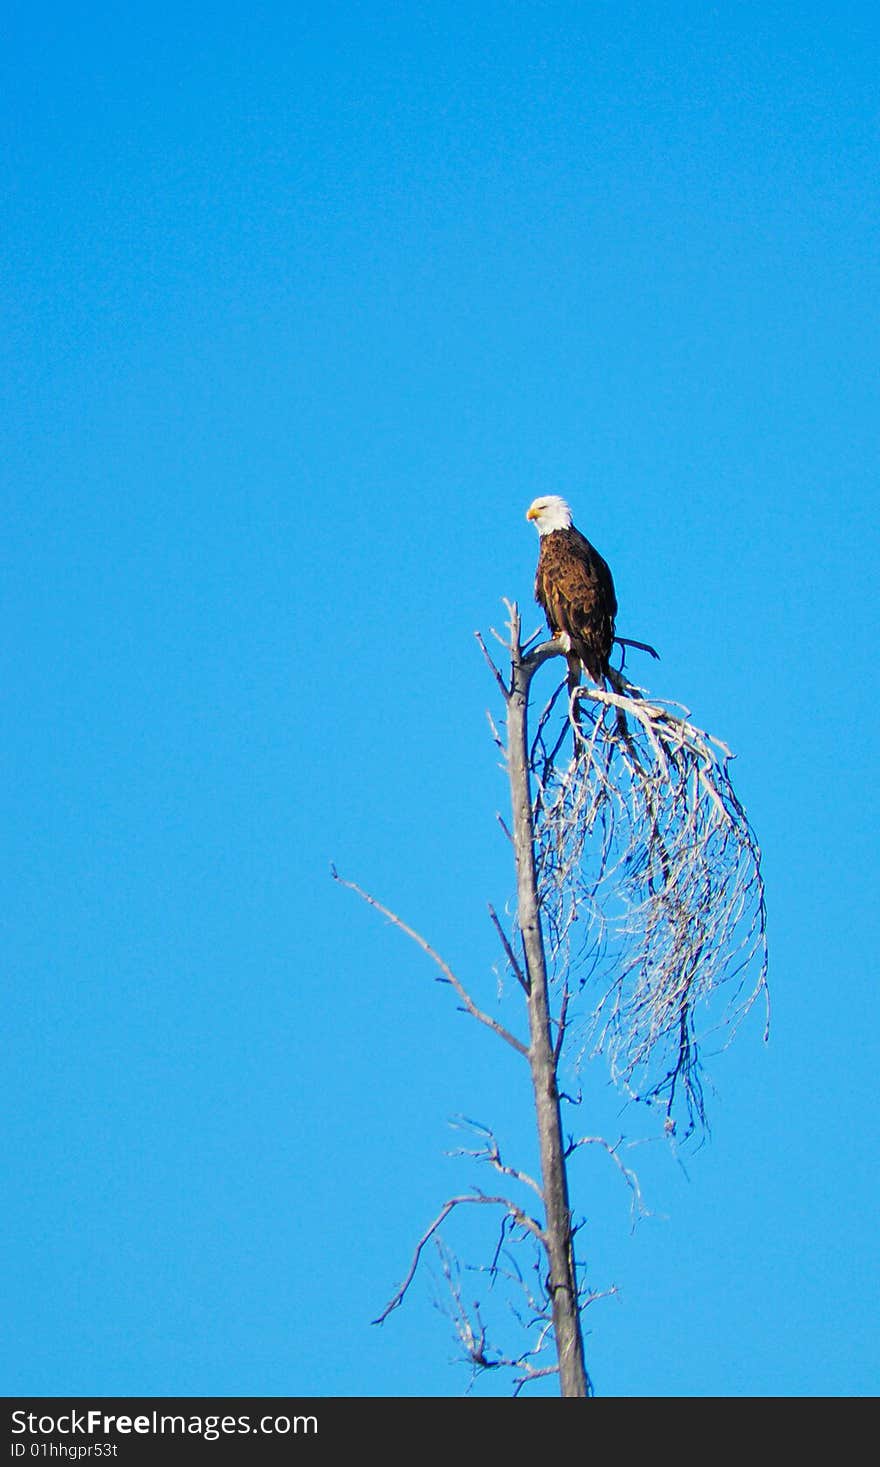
[488,903,529,993]
[373,1193,546,1325]
[485,707,506,753]
[522,636,565,677]
[530,665,769,1138]
[331,868,529,1059]
[433,1239,562,1393]
[511,1364,562,1395]
[475,630,509,698]
[552,984,571,1065]
[615,635,660,660]
[521,622,550,652]
[496,812,514,844]
[565,1135,651,1224]
[448,1117,544,1200]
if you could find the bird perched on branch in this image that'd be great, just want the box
[526,495,617,690]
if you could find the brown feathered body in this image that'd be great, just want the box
[535,526,617,686]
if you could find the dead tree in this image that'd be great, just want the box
[334,601,768,1397]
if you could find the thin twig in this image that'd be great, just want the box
[565,1135,650,1224]
[448,1117,544,1200]
[488,903,530,993]
[475,630,509,698]
[331,868,529,1058]
[373,1193,546,1324]
[615,635,660,660]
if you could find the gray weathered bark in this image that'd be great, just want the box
[504,610,589,1398]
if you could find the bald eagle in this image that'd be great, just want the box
[526,495,617,689]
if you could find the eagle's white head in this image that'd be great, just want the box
[526,495,573,535]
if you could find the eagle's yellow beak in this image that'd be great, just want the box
[526,505,539,521]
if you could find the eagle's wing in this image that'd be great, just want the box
[536,529,617,682]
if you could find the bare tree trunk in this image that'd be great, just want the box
[339,598,767,1395]
[506,617,589,1398]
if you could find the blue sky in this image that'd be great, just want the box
[3,2,878,1397]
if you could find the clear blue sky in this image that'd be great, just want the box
[3,1,877,1397]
